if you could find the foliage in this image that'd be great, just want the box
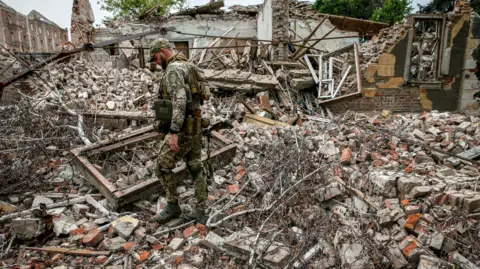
[371,0,413,25]
[98,0,186,19]
[312,0,383,20]
[417,0,454,13]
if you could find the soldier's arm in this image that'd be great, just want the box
[165,65,188,132]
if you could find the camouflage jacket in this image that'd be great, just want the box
[162,58,201,132]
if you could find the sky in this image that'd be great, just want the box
[3,0,432,30]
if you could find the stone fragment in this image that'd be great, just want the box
[73,204,90,214]
[429,232,444,251]
[169,237,185,251]
[112,216,139,239]
[103,237,127,251]
[370,172,397,197]
[32,195,54,208]
[410,186,433,198]
[134,227,146,240]
[315,182,344,202]
[106,101,115,110]
[377,208,393,226]
[340,243,369,268]
[462,195,480,213]
[146,235,160,245]
[451,252,479,269]
[53,215,78,236]
[12,218,45,240]
[397,177,423,194]
[385,243,408,269]
[201,232,225,251]
[417,255,454,269]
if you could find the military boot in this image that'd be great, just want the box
[151,202,182,224]
[195,209,209,225]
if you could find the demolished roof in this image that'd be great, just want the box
[28,10,61,28]
[0,0,16,12]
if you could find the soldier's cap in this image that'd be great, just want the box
[149,38,172,62]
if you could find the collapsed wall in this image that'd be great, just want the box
[71,0,95,46]
[326,2,479,114]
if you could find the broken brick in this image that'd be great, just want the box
[82,229,104,247]
[138,251,150,262]
[183,225,199,239]
[404,213,422,231]
[71,228,85,235]
[152,244,163,250]
[95,255,108,264]
[227,184,240,194]
[51,254,64,263]
[124,242,137,251]
[235,170,246,181]
[340,148,352,164]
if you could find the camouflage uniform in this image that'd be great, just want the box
[151,39,208,213]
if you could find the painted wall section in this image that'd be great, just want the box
[257,0,272,42]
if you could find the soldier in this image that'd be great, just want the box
[149,38,209,224]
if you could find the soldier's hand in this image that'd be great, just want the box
[169,133,180,152]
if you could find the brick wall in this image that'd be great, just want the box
[271,0,289,61]
[327,88,424,113]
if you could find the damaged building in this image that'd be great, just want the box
[1,0,480,269]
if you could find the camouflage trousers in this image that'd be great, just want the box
[154,133,208,210]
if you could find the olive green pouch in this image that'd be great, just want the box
[154,100,173,122]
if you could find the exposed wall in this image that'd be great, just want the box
[270,0,288,61]
[328,8,475,113]
[292,19,359,52]
[459,13,480,115]
[71,0,95,46]
[257,0,272,42]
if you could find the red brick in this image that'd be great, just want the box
[258,95,271,110]
[82,229,104,247]
[220,256,229,261]
[124,242,137,251]
[405,165,413,173]
[183,225,199,239]
[401,199,409,207]
[401,144,408,151]
[235,170,246,181]
[341,148,352,164]
[51,254,63,263]
[227,184,240,194]
[404,213,422,231]
[402,240,418,257]
[95,255,108,264]
[372,160,383,167]
[152,244,163,250]
[208,195,216,201]
[175,256,184,265]
[138,251,150,262]
[71,228,85,235]
[196,223,207,235]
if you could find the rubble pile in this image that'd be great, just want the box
[358,21,409,68]
[25,59,157,111]
[1,97,480,268]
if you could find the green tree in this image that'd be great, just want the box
[417,0,454,13]
[313,0,383,20]
[98,0,186,19]
[418,0,480,14]
[371,0,413,25]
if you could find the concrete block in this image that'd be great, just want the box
[169,237,185,251]
[429,233,444,251]
[410,186,433,198]
[201,231,225,252]
[451,252,480,269]
[73,204,90,214]
[417,255,454,269]
[370,173,397,198]
[386,244,408,268]
[397,177,423,194]
[102,237,127,251]
[12,217,45,240]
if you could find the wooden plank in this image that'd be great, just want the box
[74,125,154,153]
[25,247,110,256]
[71,153,119,207]
[90,132,162,155]
[211,130,233,145]
[199,27,234,64]
[244,114,290,128]
[78,110,154,120]
[291,17,328,59]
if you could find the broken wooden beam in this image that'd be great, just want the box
[244,114,290,128]
[174,0,224,16]
[204,69,278,91]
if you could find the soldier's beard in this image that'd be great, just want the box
[161,54,168,70]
